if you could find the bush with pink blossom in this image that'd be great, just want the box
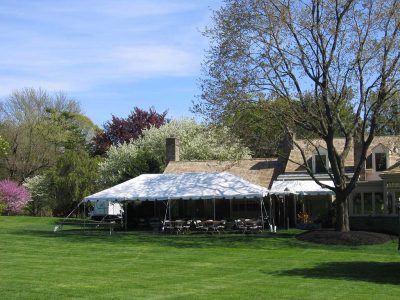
[0,180,31,215]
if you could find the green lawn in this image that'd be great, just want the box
[1,217,399,299]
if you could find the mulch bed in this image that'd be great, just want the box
[296,229,396,246]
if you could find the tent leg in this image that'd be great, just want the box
[124,201,128,231]
[294,195,297,227]
[260,198,264,230]
[269,195,273,232]
[213,198,216,221]
[162,200,169,232]
[83,201,86,232]
[168,199,172,221]
[278,196,281,229]
[273,196,277,232]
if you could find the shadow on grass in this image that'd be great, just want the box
[13,226,392,251]
[274,261,400,285]
[11,227,307,249]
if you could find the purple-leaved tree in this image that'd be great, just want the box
[0,180,31,215]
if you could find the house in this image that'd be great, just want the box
[272,134,400,232]
[350,136,400,233]
[163,135,400,232]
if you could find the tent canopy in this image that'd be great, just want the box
[270,180,335,196]
[84,172,269,202]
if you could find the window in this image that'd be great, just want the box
[351,191,395,216]
[364,193,373,214]
[353,193,362,215]
[315,154,327,173]
[365,154,372,169]
[387,193,394,214]
[312,147,329,174]
[375,193,384,215]
[375,153,387,171]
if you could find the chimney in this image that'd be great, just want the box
[166,137,180,163]
[270,131,294,187]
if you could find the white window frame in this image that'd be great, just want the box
[350,190,394,216]
[312,147,329,174]
[371,144,389,172]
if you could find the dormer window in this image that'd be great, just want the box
[365,154,372,169]
[371,144,389,172]
[375,153,387,171]
[315,154,327,173]
[312,147,329,174]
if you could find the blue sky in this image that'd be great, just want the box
[0,0,222,125]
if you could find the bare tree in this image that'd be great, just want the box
[196,0,400,231]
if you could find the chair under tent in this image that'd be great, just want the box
[55,172,274,234]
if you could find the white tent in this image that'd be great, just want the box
[84,172,269,229]
[84,172,269,202]
[270,180,335,196]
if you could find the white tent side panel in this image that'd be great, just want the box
[89,201,123,217]
[84,172,269,202]
[270,180,335,195]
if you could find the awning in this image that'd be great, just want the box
[270,180,335,196]
[84,172,269,202]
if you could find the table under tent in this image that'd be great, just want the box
[269,180,335,229]
[57,172,271,234]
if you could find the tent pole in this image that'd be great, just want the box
[213,198,216,221]
[63,200,83,223]
[294,195,297,227]
[168,199,171,221]
[260,197,264,230]
[269,195,273,232]
[284,194,287,230]
[162,200,168,232]
[124,202,128,231]
[83,201,86,232]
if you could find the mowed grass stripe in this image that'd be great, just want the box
[1,216,400,299]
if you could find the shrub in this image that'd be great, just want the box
[0,180,31,215]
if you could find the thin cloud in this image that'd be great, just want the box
[114,46,199,77]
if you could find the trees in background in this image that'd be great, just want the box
[0,88,101,216]
[375,94,400,135]
[99,119,252,187]
[0,136,9,158]
[216,99,293,157]
[23,175,51,216]
[45,150,101,216]
[24,151,101,217]
[0,90,251,216]
[0,180,30,215]
[0,88,98,182]
[91,107,167,155]
[197,0,400,231]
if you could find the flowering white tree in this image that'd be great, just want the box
[98,119,252,187]
[23,175,52,216]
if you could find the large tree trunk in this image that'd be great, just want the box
[336,193,350,232]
